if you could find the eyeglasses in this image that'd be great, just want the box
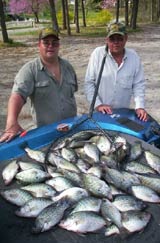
[41,40,60,47]
[108,36,125,42]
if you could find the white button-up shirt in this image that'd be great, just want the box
[84,45,145,110]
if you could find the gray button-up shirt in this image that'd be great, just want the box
[84,46,145,110]
[12,57,78,127]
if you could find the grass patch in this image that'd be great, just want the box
[60,25,107,38]
[0,39,26,48]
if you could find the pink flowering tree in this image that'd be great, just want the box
[9,0,48,22]
[101,0,116,9]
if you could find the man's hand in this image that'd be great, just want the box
[96,104,113,114]
[135,108,148,121]
[0,124,24,143]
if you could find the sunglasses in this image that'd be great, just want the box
[41,40,60,47]
[109,36,125,42]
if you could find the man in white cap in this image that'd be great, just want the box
[0,28,78,142]
[84,22,147,121]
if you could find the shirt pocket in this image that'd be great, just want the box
[34,80,51,98]
[35,80,50,88]
[63,79,77,98]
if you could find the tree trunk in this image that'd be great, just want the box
[125,0,129,26]
[48,0,59,32]
[81,0,86,27]
[116,0,120,23]
[130,0,139,29]
[33,11,39,23]
[64,0,71,36]
[75,0,80,33]
[0,0,9,43]
[158,0,160,20]
[61,0,67,30]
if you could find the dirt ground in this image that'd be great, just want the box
[0,23,160,134]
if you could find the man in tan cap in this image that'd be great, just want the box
[0,28,78,142]
[84,22,147,121]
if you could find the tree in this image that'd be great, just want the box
[124,0,129,26]
[74,0,80,33]
[61,0,67,30]
[115,0,120,22]
[48,0,59,32]
[9,0,48,23]
[130,0,139,29]
[81,0,86,27]
[0,0,9,43]
[64,0,71,35]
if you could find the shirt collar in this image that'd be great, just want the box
[37,57,44,70]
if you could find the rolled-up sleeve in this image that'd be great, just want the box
[12,62,35,100]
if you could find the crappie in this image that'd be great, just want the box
[131,185,160,203]
[32,199,70,233]
[145,150,160,174]
[137,174,160,194]
[60,169,82,185]
[76,158,90,173]
[104,167,140,192]
[18,161,44,171]
[48,153,80,173]
[15,198,53,217]
[70,197,102,214]
[45,176,74,192]
[0,188,33,206]
[125,161,156,175]
[100,154,117,169]
[52,187,88,204]
[128,141,143,161]
[82,173,112,199]
[15,168,50,184]
[21,183,56,197]
[61,147,78,162]
[59,211,106,233]
[84,143,100,163]
[87,165,102,178]
[122,210,151,233]
[68,130,96,142]
[2,160,19,185]
[101,198,122,229]
[96,135,111,154]
[113,194,147,212]
[24,147,46,163]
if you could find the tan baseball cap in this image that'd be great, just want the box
[39,28,59,40]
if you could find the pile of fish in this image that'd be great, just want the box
[1,129,160,237]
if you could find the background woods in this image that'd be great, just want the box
[0,0,160,43]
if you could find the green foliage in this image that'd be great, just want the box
[87,9,113,26]
[57,11,74,25]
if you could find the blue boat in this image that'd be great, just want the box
[0,108,160,162]
[1,108,160,243]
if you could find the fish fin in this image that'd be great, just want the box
[15,209,24,217]
[118,227,130,239]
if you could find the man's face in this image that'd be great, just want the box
[38,36,60,60]
[106,34,128,55]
